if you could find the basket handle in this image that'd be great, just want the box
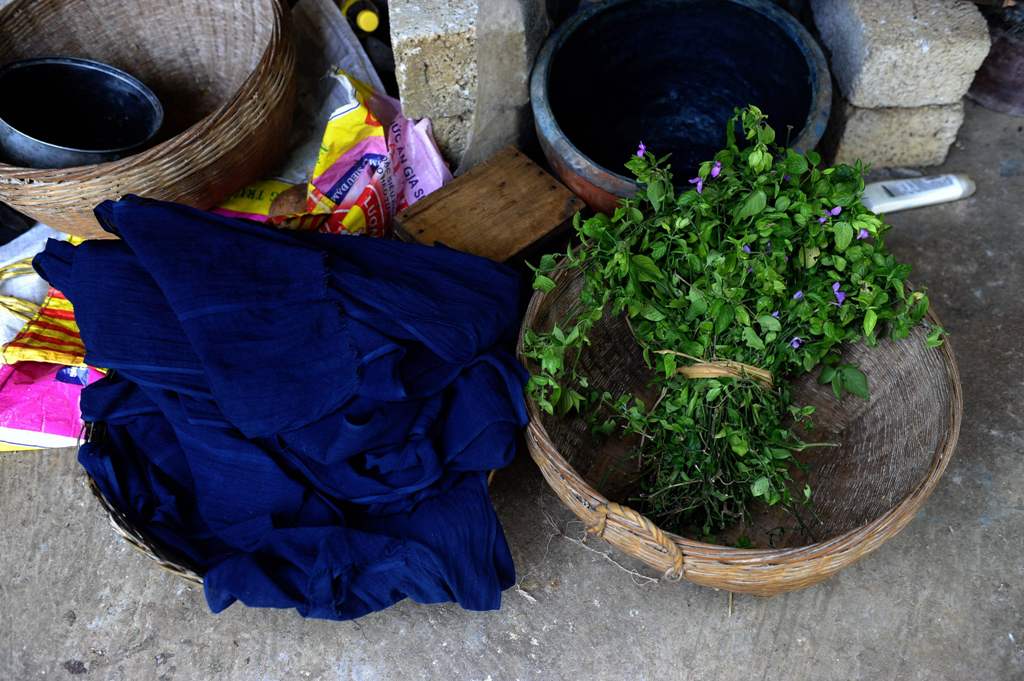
[589,501,685,581]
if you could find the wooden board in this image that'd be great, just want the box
[394,146,583,262]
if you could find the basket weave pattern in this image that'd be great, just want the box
[519,268,962,596]
[0,0,297,237]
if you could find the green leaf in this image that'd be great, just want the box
[834,222,853,251]
[533,274,556,293]
[631,255,664,282]
[841,365,870,400]
[863,309,878,336]
[628,207,644,224]
[714,304,735,335]
[801,245,820,268]
[735,306,751,326]
[742,326,765,351]
[784,151,808,175]
[757,314,781,333]
[641,304,666,322]
[926,326,945,348]
[737,190,767,220]
[751,477,770,497]
[686,286,708,318]
[729,434,749,456]
[648,180,665,211]
[662,351,676,378]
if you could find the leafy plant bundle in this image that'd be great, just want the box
[523,106,943,538]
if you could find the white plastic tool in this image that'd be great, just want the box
[861,174,976,214]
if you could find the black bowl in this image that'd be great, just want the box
[0,57,163,169]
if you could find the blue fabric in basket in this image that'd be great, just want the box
[35,195,528,620]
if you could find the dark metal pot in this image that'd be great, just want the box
[968,25,1024,117]
[531,0,832,213]
[0,57,163,169]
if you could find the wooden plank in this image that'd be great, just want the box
[394,146,583,262]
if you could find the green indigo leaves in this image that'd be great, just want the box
[524,105,944,540]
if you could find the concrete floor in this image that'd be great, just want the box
[2,102,1022,681]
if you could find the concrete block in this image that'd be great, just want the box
[390,0,549,171]
[390,0,478,163]
[811,0,990,108]
[828,100,965,167]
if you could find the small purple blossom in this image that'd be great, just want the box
[771,310,780,318]
[857,228,870,240]
[789,337,803,349]
[783,175,791,182]
[711,160,722,178]
[832,281,846,306]
[688,176,703,193]
[820,206,842,223]
[742,244,752,254]
[636,141,646,158]
[792,290,804,300]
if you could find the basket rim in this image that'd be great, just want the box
[80,422,204,584]
[0,0,291,180]
[517,266,963,569]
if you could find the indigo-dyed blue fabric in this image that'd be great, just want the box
[36,196,528,620]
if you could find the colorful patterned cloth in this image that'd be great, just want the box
[3,287,86,367]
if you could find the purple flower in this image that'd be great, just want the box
[857,228,870,240]
[688,176,703,193]
[783,175,791,182]
[711,160,722,178]
[820,206,842,223]
[636,141,646,158]
[792,290,804,300]
[742,244,752,254]
[832,281,846,306]
[789,337,803,349]
[771,310,780,318]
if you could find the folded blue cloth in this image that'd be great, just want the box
[36,196,528,620]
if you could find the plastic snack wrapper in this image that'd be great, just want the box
[216,69,452,236]
[0,362,104,450]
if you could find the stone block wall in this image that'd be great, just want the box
[390,0,550,173]
[811,0,991,167]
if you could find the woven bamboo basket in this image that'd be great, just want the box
[84,423,203,584]
[0,0,297,238]
[519,268,962,596]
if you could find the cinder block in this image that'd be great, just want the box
[829,100,965,168]
[390,0,550,171]
[390,0,478,163]
[811,0,990,108]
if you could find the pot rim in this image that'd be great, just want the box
[0,56,164,157]
[530,0,833,196]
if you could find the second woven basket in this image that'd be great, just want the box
[0,0,298,238]
[519,268,962,596]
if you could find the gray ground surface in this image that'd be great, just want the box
[2,103,1022,681]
